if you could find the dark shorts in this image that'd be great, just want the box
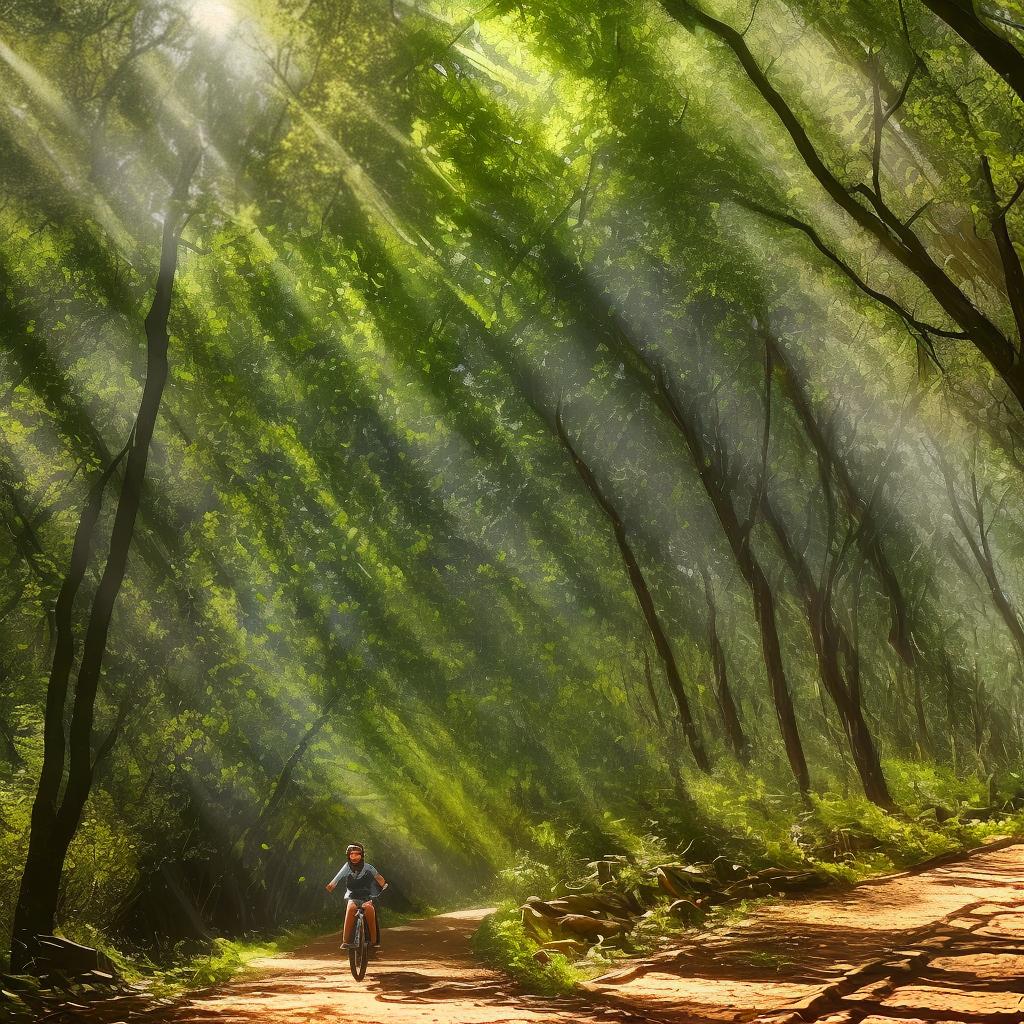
[346,898,380,942]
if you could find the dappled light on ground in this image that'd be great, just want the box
[169,843,1024,1024]
[176,910,651,1023]
[588,840,1024,1023]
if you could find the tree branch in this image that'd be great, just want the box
[735,197,962,356]
[919,0,1024,103]
[663,0,1019,393]
[981,155,1024,348]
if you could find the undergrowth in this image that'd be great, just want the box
[470,902,585,995]
[474,759,1024,995]
[62,920,333,996]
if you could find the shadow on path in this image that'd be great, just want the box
[172,841,1024,1024]
[588,839,1024,1024]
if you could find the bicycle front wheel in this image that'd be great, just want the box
[349,917,368,980]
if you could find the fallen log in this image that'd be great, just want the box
[31,936,118,978]
[557,913,629,939]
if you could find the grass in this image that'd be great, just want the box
[61,919,334,997]
[469,762,1024,997]
[470,901,586,996]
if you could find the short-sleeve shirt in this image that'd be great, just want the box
[330,862,379,899]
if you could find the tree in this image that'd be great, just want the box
[555,405,710,774]
[10,145,200,970]
[660,0,1024,410]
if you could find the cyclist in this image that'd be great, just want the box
[326,843,388,949]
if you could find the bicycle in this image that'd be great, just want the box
[347,890,384,981]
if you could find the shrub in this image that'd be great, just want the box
[471,903,581,996]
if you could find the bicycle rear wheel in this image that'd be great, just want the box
[349,916,368,980]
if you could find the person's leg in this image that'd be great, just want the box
[363,902,379,945]
[342,900,358,945]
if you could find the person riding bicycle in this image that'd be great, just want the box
[325,843,388,949]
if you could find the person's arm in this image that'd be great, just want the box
[325,864,349,893]
[364,867,387,901]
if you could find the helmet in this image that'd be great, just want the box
[346,843,365,857]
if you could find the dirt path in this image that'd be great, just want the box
[174,840,1024,1024]
[173,909,652,1024]
[589,838,1024,1023]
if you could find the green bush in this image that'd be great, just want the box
[471,903,581,996]
[493,820,592,904]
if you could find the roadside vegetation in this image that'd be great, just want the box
[472,767,1024,992]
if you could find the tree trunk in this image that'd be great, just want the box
[919,0,1024,104]
[555,407,710,774]
[657,377,811,795]
[700,569,750,764]
[238,693,341,897]
[640,647,667,729]
[637,647,693,801]
[912,665,931,757]
[761,495,893,808]
[10,446,129,969]
[767,334,914,665]
[10,147,199,971]
[254,700,338,837]
[936,452,1024,665]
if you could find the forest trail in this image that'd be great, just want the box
[589,838,1024,1023]
[173,840,1024,1024]
[171,908,649,1024]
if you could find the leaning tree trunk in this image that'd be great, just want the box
[632,646,694,803]
[761,494,893,808]
[249,694,341,845]
[700,568,750,764]
[935,451,1024,666]
[658,376,811,796]
[767,334,914,666]
[10,147,199,971]
[555,407,711,774]
[912,665,931,756]
[640,647,667,730]
[918,0,1024,104]
[236,694,341,927]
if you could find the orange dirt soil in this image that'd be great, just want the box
[174,839,1024,1024]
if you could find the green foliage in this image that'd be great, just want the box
[471,904,582,996]
[886,758,990,810]
[1,0,1024,980]
[151,938,279,994]
[691,770,808,866]
[58,922,341,996]
[493,820,593,904]
[806,794,958,872]
[692,761,1024,881]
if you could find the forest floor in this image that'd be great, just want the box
[172,839,1024,1024]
